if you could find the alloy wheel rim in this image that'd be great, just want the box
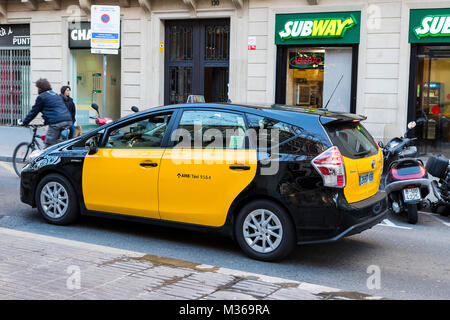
[243,209,283,253]
[40,182,69,219]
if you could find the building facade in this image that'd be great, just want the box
[1,0,450,154]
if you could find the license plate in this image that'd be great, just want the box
[359,171,374,186]
[403,187,421,202]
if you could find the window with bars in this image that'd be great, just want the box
[0,49,31,126]
[205,25,229,61]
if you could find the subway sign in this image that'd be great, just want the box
[410,9,450,43]
[275,12,360,45]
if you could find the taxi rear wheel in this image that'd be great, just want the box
[235,200,296,261]
[35,173,79,225]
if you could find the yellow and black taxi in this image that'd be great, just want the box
[20,104,387,261]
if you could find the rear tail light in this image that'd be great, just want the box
[311,146,346,188]
[391,163,426,180]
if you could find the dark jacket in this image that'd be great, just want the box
[60,94,76,122]
[23,90,73,125]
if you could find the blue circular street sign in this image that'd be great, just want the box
[101,14,110,23]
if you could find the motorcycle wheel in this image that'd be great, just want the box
[407,203,418,224]
[441,206,450,217]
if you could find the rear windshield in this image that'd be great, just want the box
[325,122,378,159]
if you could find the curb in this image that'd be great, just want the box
[0,156,12,162]
[0,227,384,300]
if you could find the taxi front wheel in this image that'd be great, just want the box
[35,173,79,225]
[235,200,296,261]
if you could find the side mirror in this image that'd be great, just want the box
[131,106,139,113]
[378,141,384,149]
[91,103,99,115]
[85,139,98,155]
[405,121,417,138]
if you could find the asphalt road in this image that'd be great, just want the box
[0,161,449,300]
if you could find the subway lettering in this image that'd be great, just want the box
[415,15,450,38]
[279,16,356,40]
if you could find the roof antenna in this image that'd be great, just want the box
[323,74,344,110]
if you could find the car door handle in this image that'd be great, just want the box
[229,165,250,170]
[140,162,158,167]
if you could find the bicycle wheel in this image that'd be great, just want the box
[12,142,33,177]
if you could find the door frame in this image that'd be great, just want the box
[164,19,230,105]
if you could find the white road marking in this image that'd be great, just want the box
[0,161,16,176]
[428,214,450,227]
[378,219,412,230]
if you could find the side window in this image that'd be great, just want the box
[173,110,247,149]
[104,113,172,148]
[246,114,323,155]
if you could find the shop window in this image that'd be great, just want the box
[72,49,121,125]
[285,47,352,113]
[412,45,450,154]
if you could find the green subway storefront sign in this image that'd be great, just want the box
[275,11,361,45]
[410,8,450,43]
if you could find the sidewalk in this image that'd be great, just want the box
[0,227,382,300]
[0,125,46,162]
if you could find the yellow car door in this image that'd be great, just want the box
[158,109,258,227]
[82,112,174,219]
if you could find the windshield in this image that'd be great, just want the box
[325,122,378,159]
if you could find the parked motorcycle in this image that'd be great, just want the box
[379,121,431,224]
[90,103,113,126]
[425,155,450,216]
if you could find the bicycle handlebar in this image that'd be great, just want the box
[26,124,46,128]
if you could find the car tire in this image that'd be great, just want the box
[407,203,418,224]
[35,173,79,225]
[235,200,296,261]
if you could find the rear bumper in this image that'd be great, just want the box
[384,178,430,194]
[297,190,388,245]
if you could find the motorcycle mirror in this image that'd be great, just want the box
[407,121,417,130]
[378,141,384,148]
[91,103,99,115]
[131,106,139,113]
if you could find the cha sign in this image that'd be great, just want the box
[275,12,360,45]
[69,22,91,49]
[410,9,450,43]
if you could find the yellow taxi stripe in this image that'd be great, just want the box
[0,161,16,176]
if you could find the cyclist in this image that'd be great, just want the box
[19,78,73,148]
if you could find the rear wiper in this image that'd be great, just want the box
[354,150,371,156]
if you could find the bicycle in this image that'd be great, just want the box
[12,124,46,177]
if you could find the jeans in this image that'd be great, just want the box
[45,120,72,147]
[68,123,75,139]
